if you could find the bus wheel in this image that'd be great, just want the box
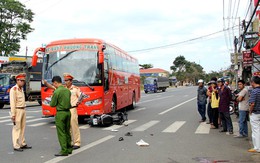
[0,103,4,109]
[144,91,148,94]
[111,97,117,113]
[131,92,136,109]
[37,100,42,105]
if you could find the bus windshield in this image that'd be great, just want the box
[43,50,102,86]
[0,74,10,87]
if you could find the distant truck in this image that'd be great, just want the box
[144,77,169,93]
[0,61,42,109]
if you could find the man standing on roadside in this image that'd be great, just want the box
[10,73,32,152]
[234,80,249,138]
[197,79,207,122]
[218,78,233,135]
[248,76,260,153]
[50,76,72,156]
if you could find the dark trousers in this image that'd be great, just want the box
[219,112,233,132]
[212,108,219,128]
[207,102,213,123]
[55,111,72,154]
[198,103,206,121]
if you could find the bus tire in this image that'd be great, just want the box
[111,96,117,113]
[37,100,42,105]
[154,90,157,93]
[0,103,4,109]
[145,91,148,94]
[130,92,136,109]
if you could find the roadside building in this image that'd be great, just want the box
[139,68,169,77]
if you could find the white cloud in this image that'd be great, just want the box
[17,0,249,73]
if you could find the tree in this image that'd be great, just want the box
[170,55,205,85]
[0,0,34,56]
[170,55,186,72]
[139,64,153,69]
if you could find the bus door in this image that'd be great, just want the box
[103,59,112,113]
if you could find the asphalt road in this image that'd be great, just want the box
[0,86,259,163]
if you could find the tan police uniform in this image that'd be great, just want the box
[10,73,27,149]
[63,73,81,147]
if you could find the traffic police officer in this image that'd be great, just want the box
[63,73,81,149]
[10,73,32,151]
[50,76,72,156]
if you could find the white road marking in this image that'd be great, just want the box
[159,97,197,115]
[195,122,210,134]
[26,110,42,113]
[162,121,186,133]
[139,95,174,104]
[6,117,44,125]
[103,120,137,131]
[0,116,13,120]
[79,125,90,129]
[44,135,115,163]
[132,120,159,131]
[132,107,146,112]
[28,122,48,127]
[0,116,34,123]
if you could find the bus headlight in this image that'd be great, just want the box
[85,98,102,106]
[43,97,52,106]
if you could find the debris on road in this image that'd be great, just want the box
[136,139,149,146]
[125,132,133,136]
[111,129,119,132]
[119,137,124,141]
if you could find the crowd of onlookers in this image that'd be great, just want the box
[197,76,260,153]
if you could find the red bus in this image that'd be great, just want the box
[32,38,140,119]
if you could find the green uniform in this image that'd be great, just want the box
[50,85,72,155]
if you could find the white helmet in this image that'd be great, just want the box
[198,79,204,83]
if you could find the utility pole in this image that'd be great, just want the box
[234,36,238,90]
[25,46,28,59]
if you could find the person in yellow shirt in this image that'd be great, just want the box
[210,81,220,129]
[43,73,81,150]
[10,73,32,152]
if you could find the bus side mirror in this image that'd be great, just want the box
[99,51,104,64]
[98,45,106,64]
[32,47,45,67]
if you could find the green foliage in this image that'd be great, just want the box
[0,0,34,56]
[170,55,205,84]
[139,63,153,69]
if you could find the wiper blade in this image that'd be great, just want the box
[73,80,94,91]
[46,50,77,75]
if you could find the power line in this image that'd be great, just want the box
[127,26,238,53]
[244,0,252,19]
[238,0,260,52]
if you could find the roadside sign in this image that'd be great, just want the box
[242,50,253,67]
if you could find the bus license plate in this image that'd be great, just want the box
[93,118,98,125]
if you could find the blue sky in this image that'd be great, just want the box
[18,0,250,73]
